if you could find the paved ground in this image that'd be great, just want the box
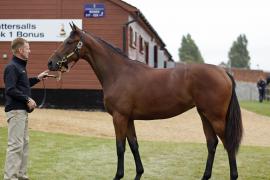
[0,107,270,147]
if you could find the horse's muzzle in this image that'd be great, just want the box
[48,60,58,71]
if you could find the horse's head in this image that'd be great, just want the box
[48,23,84,73]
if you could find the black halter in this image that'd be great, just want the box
[56,38,83,69]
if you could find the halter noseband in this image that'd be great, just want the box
[56,38,83,69]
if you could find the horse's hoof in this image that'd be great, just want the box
[230,172,238,180]
[113,172,124,180]
[201,175,211,180]
[134,174,142,180]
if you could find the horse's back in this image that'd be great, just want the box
[106,62,232,121]
[174,63,231,97]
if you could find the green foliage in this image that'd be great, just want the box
[240,101,270,117]
[178,34,204,64]
[228,34,251,68]
[0,128,269,179]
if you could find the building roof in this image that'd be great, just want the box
[109,0,173,61]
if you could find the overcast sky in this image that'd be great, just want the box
[123,0,270,72]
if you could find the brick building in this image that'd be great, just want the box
[0,0,175,109]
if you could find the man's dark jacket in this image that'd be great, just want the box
[4,56,40,112]
[257,80,266,90]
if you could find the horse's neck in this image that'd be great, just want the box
[83,36,126,88]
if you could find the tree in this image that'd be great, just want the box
[178,34,204,63]
[228,34,250,69]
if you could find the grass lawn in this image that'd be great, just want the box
[240,101,270,117]
[0,128,269,180]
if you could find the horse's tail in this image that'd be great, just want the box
[225,72,243,153]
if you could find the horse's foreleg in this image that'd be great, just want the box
[127,120,144,180]
[198,111,218,180]
[113,112,129,180]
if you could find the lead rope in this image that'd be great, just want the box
[38,75,59,108]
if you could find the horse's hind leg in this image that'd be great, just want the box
[198,111,218,180]
[127,120,144,180]
[113,112,129,180]
[227,150,238,180]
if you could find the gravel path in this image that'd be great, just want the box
[0,107,269,147]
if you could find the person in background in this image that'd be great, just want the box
[257,76,267,103]
[3,37,49,180]
[267,76,270,85]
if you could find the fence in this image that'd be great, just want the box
[235,81,270,101]
[235,81,258,101]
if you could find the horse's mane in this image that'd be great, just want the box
[96,37,129,58]
[81,30,128,58]
[81,30,150,68]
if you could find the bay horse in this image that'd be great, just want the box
[48,23,243,180]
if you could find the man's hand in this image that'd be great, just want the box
[37,70,49,80]
[27,97,37,111]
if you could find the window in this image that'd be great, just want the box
[139,36,143,53]
[129,27,134,47]
[154,45,158,68]
[134,32,137,46]
[164,61,167,68]
[144,42,149,64]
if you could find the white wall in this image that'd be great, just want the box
[158,51,164,68]
[148,43,154,67]
[127,16,170,68]
[166,61,176,68]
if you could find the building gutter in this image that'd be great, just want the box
[122,18,138,55]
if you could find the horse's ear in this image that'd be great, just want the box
[70,22,78,31]
[69,22,74,31]
[71,22,76,30]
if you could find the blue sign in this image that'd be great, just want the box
[84,4,105,18]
